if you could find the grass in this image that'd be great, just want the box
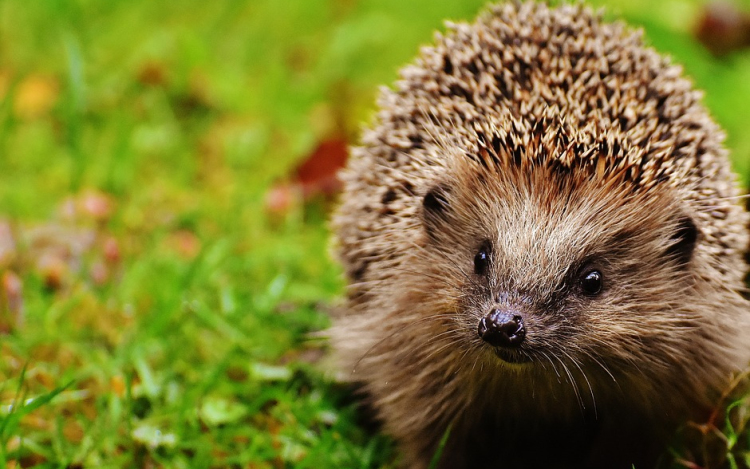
[1,0,750,467]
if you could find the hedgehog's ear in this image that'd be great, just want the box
[422,183,451,236]
[666,215,699,266]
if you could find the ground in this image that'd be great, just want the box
[1,0,750,467]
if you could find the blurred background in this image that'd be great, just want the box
[1,0,750,467]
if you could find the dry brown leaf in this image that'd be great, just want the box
[696,1,750,56]
[103,236,121,264]
[294,138,348,196]
[264,138,349,215]
[137,61,169,87]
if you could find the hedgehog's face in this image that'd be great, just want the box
[419,164,703,386]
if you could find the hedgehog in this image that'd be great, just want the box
[329,2,750,468]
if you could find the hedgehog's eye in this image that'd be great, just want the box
[474,242,492,275]
[580,270,603,296]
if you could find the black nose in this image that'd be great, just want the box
[478,309,525,348]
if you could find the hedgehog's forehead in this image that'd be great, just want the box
[449,161,677,260]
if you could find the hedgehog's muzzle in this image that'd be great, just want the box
[477,308,526,348]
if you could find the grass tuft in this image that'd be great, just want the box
[0,0,749,467]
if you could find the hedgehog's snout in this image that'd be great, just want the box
[478,308,525,348]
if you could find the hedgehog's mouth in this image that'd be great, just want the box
[493,347,532,365]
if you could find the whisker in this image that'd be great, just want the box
[556,354,584,412]
[564,350,597,418]
[540,350,562,381]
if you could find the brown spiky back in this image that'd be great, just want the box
[334,2,748,302]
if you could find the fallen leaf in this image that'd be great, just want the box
[166,229,201,259]
[0,220,16,269]
[225,366,248,382]
[103,236,121,264]
[1,270,23,331]
[110,375,126,398]
[171,71,213,118]
[136,61,169,87]
[36,252,68,290]
[696,1,750,56]
[264,138,348,215]
[264,183,299,216]
[80,191,114,222]
[17,190,123,291]
[59,190,115,223]
[295,138,348,196]
[63,419,84,443]
[13,74,59,120]
[89,259,109,286]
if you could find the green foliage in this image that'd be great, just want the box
[0,0,749,467]
[428,424,452,469]
[0,366,72,465]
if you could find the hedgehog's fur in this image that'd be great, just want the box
[331,2,750,468]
